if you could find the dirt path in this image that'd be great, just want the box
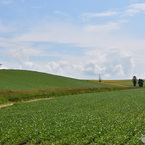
[0,98,53,109]
[0,103,14,109]
[22,98,53,103]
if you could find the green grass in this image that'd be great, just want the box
[0,69,114,90]
[0,88,145,144]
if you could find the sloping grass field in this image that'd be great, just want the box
[0,88,145,144]
[0,69,114,90]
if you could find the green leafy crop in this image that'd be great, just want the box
[0,88,145,144]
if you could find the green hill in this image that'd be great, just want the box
[0,69,113,90]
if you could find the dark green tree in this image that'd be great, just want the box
[138,79,144,87]
[132,76,137,87]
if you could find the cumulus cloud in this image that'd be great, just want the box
[84,48,134,79]
[1,43,44,70]
[0,41,137,79]
[39,48,133,79]
[4,47,133,79]
[81,11,118,21]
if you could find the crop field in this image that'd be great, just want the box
[89,80,133,87]
[115,81,137,87]
[0,88,145,144]
[90,80,132,83]
[0,70,114,90]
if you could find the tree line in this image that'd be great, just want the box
[132,76,144,87]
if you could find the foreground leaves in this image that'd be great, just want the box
[0,88,145,144]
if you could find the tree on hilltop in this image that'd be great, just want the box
[132,76,137,87]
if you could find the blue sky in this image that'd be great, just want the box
[0,0,145,79]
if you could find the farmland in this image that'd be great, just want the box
[89,80,133,87]
[0,69,144,144]
[0,88,145,144]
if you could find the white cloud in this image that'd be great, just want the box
[83,22,119,33]
[80,11,118,22]
[12,21,121,50]
[113,65,124,76]
[4,47,40,61]
[39,48,133,79]
[131,3,145,10]
[125,3,145,16]
[84,48,134,79]
[1,43,44,70]
[12,19,145,55]
[4,47,134,79]
[81,11,118,21]
[1,36,135,79]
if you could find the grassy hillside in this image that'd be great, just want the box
[0,69,114,90]
[0,88,144,144]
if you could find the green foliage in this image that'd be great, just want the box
[0,88,145,144]
[0,87,131,104]
[0,69,114,90]
[0,97,9,104]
